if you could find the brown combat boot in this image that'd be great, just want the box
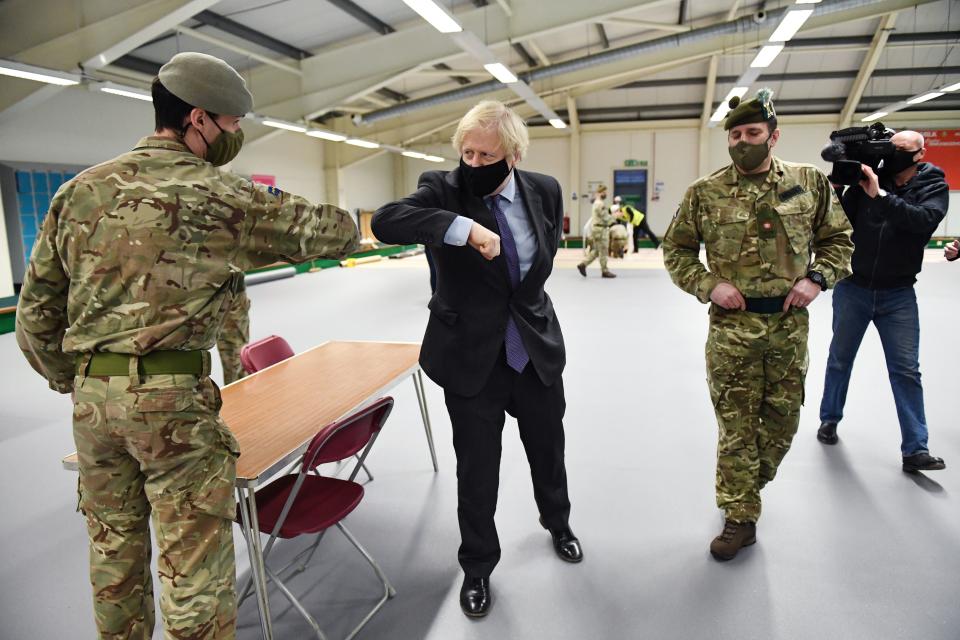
[710,520,756,561]
[601,270,617,278]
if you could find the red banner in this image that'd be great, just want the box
[917,129,960,190]
[250,174,276,187]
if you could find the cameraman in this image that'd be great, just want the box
[817,131,949,473]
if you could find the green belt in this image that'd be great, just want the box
[78,350,207,376]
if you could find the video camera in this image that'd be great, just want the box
[821,122,896,185]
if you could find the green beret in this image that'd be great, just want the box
[724,87,776,130]
[158,52,253,116]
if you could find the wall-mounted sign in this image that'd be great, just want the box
[652,179,665,202]
[250,174,276,187]
[917,129,959,190]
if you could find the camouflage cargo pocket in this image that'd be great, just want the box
[191,448,238,521]
[704,206,748,261]
[132,388,195,412]
[776,193,815,256]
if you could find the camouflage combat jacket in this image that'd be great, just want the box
[16,136,359,392]
[591,199,615,228]
[663,156,853,303]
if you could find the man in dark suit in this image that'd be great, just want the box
[373,100,581,619]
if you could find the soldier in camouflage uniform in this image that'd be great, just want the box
[577,185,617,278]
[663,89,852,561]
[15,52,359,639]
[608,221,629,258]
[217,285,250,385]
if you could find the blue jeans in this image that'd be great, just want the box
[819,278,929,455]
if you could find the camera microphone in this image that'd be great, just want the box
[821,142,846,163]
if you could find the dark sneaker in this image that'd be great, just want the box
[577,263,587,277]
[902,452,946,473]
[817,421,839,445]
[601,270,617,278]
[710,520,756,561]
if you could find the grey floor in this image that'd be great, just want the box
[1,251,958,640]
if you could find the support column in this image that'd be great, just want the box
[698,54,719,177]
[323,142,346,210]
[393,153,407,200]
[566,94,582,232]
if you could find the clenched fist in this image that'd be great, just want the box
[945,239,959,262]
[468,222,501,261]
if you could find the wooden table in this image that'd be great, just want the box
[64,340,437,640]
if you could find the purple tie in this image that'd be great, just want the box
[488,194,530,373]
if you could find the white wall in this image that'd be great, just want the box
[519,128,701,233]
[340,152,397,213]
[402,154,457,197]
[231,131,327,204]
[0,87,153,166]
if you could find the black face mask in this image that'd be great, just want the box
[880,149,920,177]
[459,157,511,197]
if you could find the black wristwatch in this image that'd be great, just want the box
[806,270,827,291]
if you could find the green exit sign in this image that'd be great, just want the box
[624,159,647,167]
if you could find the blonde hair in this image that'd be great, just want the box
[452,100,529,161]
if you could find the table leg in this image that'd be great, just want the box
[237,485,274,640]
[412,370,438,472]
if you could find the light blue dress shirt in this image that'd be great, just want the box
[443,171,538,280]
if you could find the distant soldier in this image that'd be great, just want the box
[613,195,660,250]
[663,89,852,561]
[15,52,358,639]
[577,185,617,278]
[608,222,629,258]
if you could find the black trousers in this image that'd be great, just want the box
[443,350,571,578]
[633,219,660,249]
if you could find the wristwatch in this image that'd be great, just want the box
[806,270,827,291]
[876,188,888,199]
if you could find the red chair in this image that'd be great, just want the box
[237,397,396,640]
[241,335,373,481]
[240,334,295,374]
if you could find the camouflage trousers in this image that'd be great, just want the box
[582,227,610,271]
[608,225,629,257]
[217,289,250,386]
[73,369,240,640]
[705,306,809,524]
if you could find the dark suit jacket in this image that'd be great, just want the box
[372,166,566,397]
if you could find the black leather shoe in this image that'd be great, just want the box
[903,452,946,473]
[577,263,587,277]
[817,421,839,445]
[540,517,583,563]
[459,576,491,618]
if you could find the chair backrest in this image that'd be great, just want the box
[302,397,394,472]
[240,335,295,374]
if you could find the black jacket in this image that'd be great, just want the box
[842,163,949,289]
[372,167,566,397]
